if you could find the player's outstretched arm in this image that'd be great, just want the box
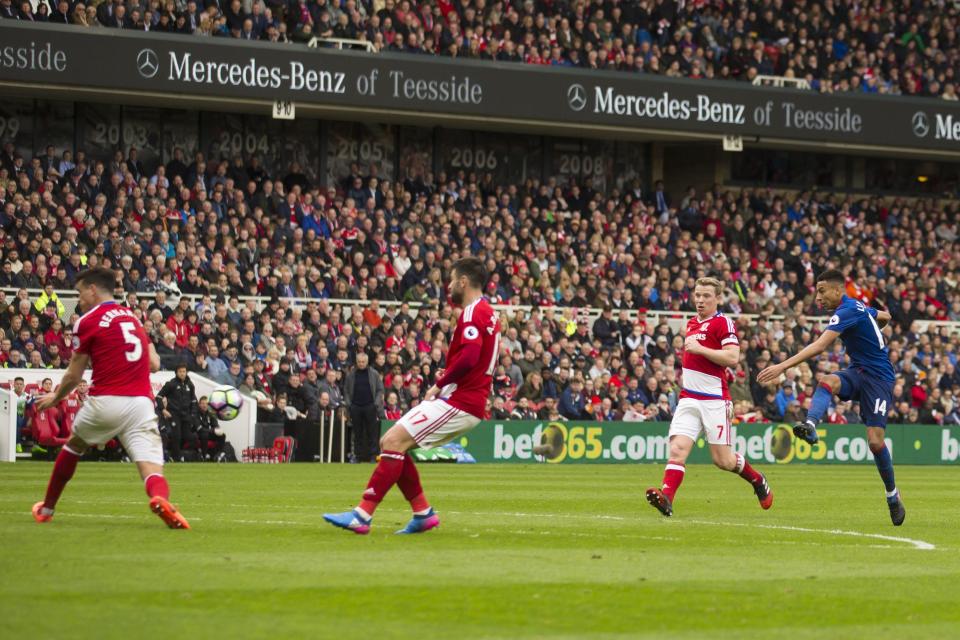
[148,343,161,373]
[36,353,91,411]
[757,329,839,385]
[875,309,891,329]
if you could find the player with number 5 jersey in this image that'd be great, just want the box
[31,267,190,529]
[757,269,904,526]
[324,257,500,535]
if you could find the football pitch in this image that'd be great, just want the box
[1,463,958,639]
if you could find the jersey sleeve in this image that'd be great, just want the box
[72,317,91,355]
[461,304,495,346]
[460,322,482,346]
[826,305,857,334]
[866,306,878,319]
[715,316,739,347]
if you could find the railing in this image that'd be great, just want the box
[752,75,811,90]
[3,287,959,335]
[307,36,376,53]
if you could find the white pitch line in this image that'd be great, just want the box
[683,519,936,551]
[3,506,938,550]
[448,511,938,551]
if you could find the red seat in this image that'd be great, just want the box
[29,405,67,448]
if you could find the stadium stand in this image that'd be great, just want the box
[2,133,959,438]
[3,0,959,99]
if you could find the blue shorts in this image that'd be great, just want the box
[835,367,894,428]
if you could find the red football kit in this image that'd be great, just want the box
[73,301,153,399]
[436,297,501,418]
[679,312,739,401]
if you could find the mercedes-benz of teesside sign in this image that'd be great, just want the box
[2,21,960,152]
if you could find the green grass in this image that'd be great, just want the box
[1,463,958,639]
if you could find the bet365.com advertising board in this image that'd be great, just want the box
[388,421,960,465]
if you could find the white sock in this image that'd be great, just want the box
[885,488,899,499]
[414,507,432,516]
[354,507,372,521]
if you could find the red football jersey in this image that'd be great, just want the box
[73,301,153,398]
[440,297,501,418]
[60,391,85,435]
[680,312,739,401]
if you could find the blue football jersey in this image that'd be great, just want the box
[825,295,895,382]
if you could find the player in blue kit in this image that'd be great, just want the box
[758,269,905,526]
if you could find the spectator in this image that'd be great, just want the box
[344,352,385,463]
[560,379,586,419]
[34,283,65,320]
[156,364,199,461]
[318,369,344,408]
[195,395,226,461]
[282,380,310,461]
[775,381,799,419]
[592,305,620,348]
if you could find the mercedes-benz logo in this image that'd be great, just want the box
[136,49,159,79]
[567,84,587,112]
[912,111,930,138]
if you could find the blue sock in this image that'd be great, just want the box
[871,445,897,496]
[806,384,833,424]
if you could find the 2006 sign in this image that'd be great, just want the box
[449,147,498,170]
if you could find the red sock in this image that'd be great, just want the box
[397,454,430,513]
[734,453,763,484]
[357,450,406,516]
[661,460,685,501]
[144,474,170,500]
[43,447,81,510]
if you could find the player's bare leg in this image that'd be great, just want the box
[324,424,438,534]
[647,435,695,517]
[710,445,773,510]
[867,426,904,525]
[138,461,190,530]
[33,434,88,523]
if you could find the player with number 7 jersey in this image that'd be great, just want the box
[324,257,501,535]
[646,277,773,519]
[31,267,190,529]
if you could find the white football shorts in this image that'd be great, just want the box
[668,397,733,446]
[71,395,164,465]
[396,399,480,449]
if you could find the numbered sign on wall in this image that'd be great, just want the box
[273,100,295,120]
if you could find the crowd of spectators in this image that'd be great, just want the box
[4,0,960,99]
[1,134,960,460]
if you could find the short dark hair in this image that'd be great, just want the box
[452,256,487,289]
[75,266,117,293]
[816,269,845,285]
